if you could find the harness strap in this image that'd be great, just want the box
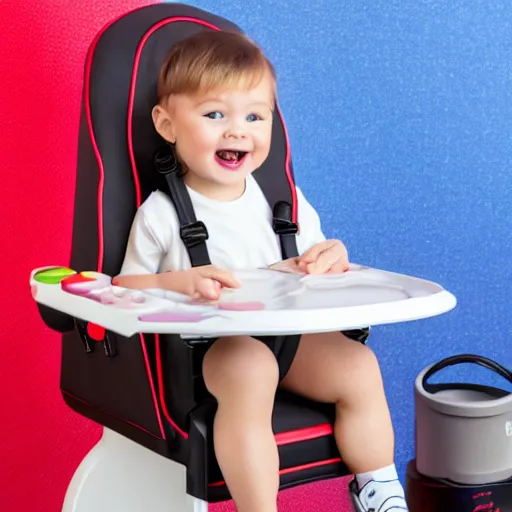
[154,146,300,266]
[154,147,211,267]
[272,200,299,260]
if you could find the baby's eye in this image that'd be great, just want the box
[246,113,262,122]
[205,111,223,120]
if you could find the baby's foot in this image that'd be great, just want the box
[349,478,408,512]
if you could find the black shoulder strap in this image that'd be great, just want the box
[154,147,211,267]
[154,146,299,266]
[272,201,299,260]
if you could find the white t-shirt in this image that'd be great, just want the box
[120,174,325,275]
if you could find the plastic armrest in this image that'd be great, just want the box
[37,303,75,333]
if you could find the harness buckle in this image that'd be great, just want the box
[180,221,209,249]
[272,217,298,236]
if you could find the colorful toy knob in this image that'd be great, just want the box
[33,267,76,284]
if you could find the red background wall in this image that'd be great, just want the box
[1,1,150,510]
[0,1,349,510]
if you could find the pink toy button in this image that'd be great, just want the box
[139,312,209,323]
[218,302,264,311]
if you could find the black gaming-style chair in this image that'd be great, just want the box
[37,3,370,510]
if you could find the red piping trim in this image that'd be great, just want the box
[84,4,154,274]
[139,333,166,439]
[155,334,189,439]
[127,17,222,210]
[84,42,105,274]
[209,457,342,487]
[84,6,170,441]
[61,389,165,440]
[275,423,332,446]
[280,457,342,476]
[125,17,223,440]
[276,104,298,224]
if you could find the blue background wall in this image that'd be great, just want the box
[183,0,512,478]
[2,2,510,509]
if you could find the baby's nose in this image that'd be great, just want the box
[224,122,247,138]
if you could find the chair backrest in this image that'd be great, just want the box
[53,3,304,446]
[70,2,299,278]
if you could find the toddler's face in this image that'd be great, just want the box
[164,73,274,200]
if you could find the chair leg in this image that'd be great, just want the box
[62,427,208,512]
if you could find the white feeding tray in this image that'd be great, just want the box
[30,264,456,338]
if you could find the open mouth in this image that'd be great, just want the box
[215,149,249,170]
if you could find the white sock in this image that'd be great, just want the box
[354,465,408,511]
[356,463,399,489]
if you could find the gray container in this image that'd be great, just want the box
[415,354,512,485]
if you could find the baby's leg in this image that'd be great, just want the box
[280,332,393,471]
[203,336,280,512]
[280,332,408,511]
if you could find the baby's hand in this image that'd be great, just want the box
[157,266,240,300]
[268,258,303,274]
[297,239,349,275]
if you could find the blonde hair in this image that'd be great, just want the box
[157,30,276,102]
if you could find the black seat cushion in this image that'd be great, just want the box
[190,390,348,502]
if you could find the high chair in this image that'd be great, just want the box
[30,4,456,511]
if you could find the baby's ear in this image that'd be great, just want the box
[152,104,176,143]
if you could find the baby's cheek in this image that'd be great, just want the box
[180,137,212,168]
[255,138,272,163]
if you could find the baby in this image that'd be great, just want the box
[114,30,408,512]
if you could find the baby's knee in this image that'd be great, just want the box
[203,336,279,401]
[347,342,383,392]
[352,342,380,373]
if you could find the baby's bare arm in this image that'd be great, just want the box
[113,273,162,290]
[113,266,240,300]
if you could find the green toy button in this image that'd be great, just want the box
[34,267,77,284]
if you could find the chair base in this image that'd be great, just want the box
[62,427,208,512]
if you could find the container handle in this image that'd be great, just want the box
[422,354,512,394]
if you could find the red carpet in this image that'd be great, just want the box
[211,477,353,511]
